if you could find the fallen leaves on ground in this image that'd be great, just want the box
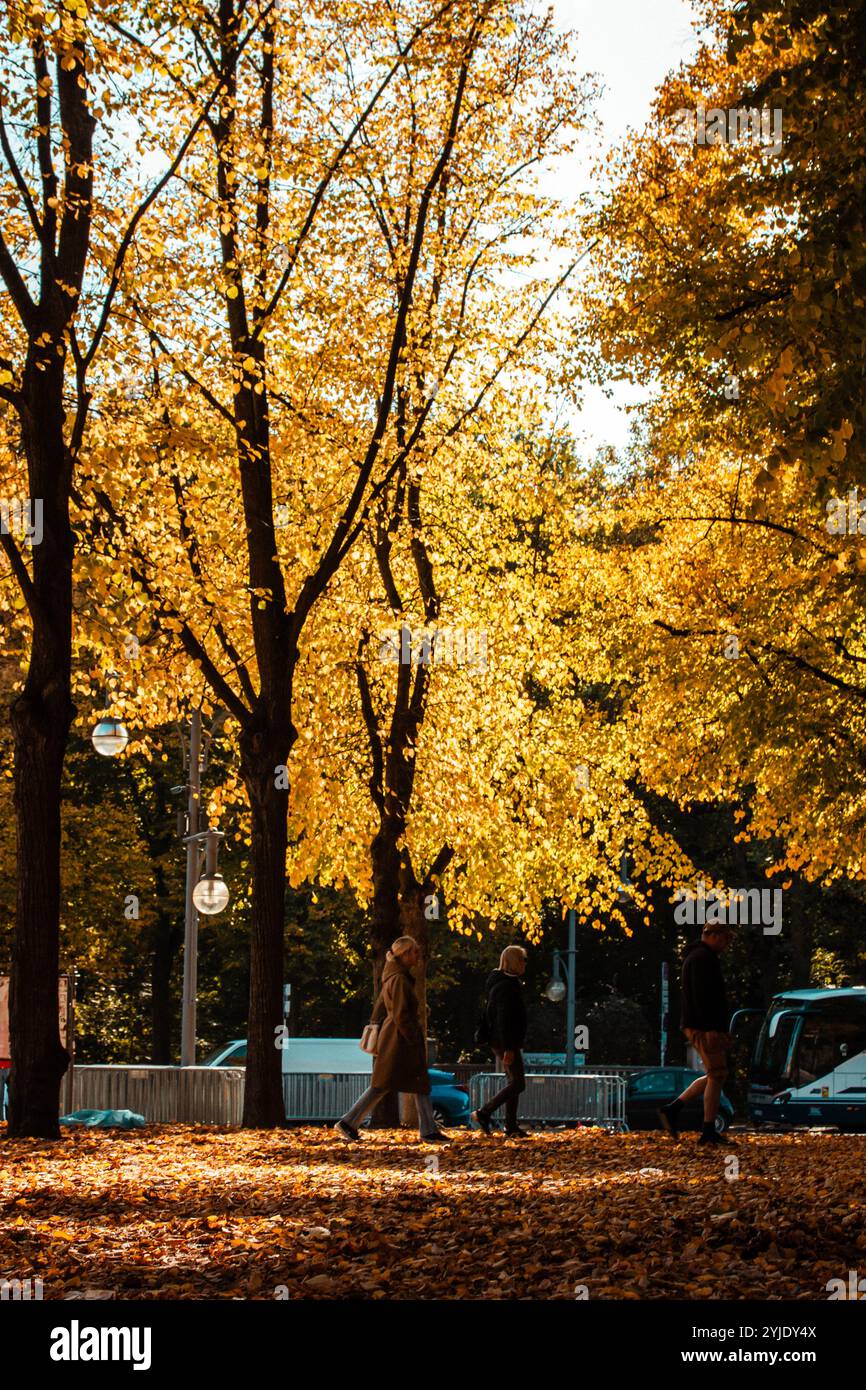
[1,1125,864,1299]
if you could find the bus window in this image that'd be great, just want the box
[753,1009,800,1085]
[827,1018,866,1063]
[795,1024,835,1087]
[795,1012,866,1087]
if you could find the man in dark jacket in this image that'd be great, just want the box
[659,924,734,1146]
[472,945,529,1137]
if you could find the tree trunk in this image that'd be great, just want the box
[7,368,74,1138]
[8,695,72,1137]
[399,873,430,1035]
[240,730,291,1127]
[397,874,429,1129]
[368,828,402,1126]
[370,828,402,975]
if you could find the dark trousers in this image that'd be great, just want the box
[480,1048,525,1130]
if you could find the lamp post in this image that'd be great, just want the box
[180,709,202,1067]
[660,961,670,1066]
[545,907,577,1070]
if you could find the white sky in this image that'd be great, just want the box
[548,0,702,456]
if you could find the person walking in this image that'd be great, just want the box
[659,923,735,1146]
[334,936,449,1144]
[472,945,529,1138]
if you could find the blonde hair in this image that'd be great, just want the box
[387,935,419,962]
[500,944,527,973]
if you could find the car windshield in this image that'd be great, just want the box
[201,1043,236,1066]
[631,1072,672,1094]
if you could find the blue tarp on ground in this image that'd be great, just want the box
[59,1109,146,1128]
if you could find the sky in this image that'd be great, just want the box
[548,0,703,455]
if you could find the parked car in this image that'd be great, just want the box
[625,1067,734,1134]
[202,1040,472,1126]
[203,1040,248,1068]
[427,1068,472,1127]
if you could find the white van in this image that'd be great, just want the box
[203,1037,373,1075]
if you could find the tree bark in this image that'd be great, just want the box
[8,678,72,1137]
[7,359,75,1137]
[399,867,430,1035]
[369,829,402,1126]
[370,828,402,979]
[397,868,428,1128]
[240,727,292,1127]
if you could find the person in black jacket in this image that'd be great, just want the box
[472,945,529,1138]
[659,924,734,1146]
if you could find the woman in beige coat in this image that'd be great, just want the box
[335,937,448,1143]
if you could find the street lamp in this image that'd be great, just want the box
[191,829,230,915]
[91,716,129,757]
[193,872,229,915]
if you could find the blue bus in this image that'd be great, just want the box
[733,987,866,1130]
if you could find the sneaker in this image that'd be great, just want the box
[333,1120,360,1142]
[420,1131,451,1144]
[657,1100,682,1141]
[504,1126,529,1138]
[472,1109,494,1135]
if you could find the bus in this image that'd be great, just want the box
[732,987,866,1130]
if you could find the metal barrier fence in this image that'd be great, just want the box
[453,1062,658,1085]
[69,1066,245,1125]
[62,1066,627,1128]
[283,1072,370,1122]
[468,1072,627,1129]
[573,1064,657,1095]
[574,1065,657,1079]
